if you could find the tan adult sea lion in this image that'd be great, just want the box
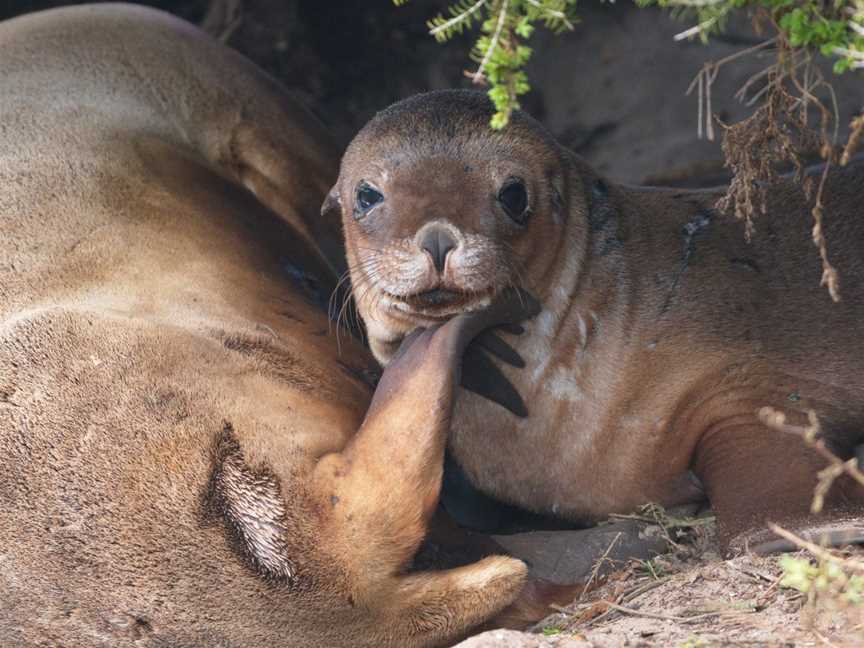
[0,7,540,646]
[329,89,864,552]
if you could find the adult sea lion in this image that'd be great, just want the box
[0,7,538,646]
[329,89,864,552]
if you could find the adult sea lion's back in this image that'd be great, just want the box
[0,1,344,299]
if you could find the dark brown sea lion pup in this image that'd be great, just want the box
[0,6,542,646]
[328,89,864,552]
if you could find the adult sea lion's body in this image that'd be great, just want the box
[0,8,534,646]
[331,90,864,551]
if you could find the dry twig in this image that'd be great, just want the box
[758,406,864,512]
[581,532,623,598]
[200,0,243,42]
[768,524,864,575]
[598,600,722,624]
[686,37,777,141]
[687,23,844,301]
[472,0,509,84]
[841,113,864,166]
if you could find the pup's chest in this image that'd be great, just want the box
[448,332,700,518]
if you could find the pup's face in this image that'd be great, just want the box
[328,91,568,362]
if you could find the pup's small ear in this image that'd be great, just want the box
[321,185,342,218]
[550,173,567,224]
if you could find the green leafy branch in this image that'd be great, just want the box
[396,0,862,130]
[636,0,864,74]
[394,0,579,128]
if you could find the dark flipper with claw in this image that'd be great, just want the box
[458,292,539,418]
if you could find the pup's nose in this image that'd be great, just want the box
[419,226,457,273]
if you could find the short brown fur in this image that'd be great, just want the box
[0,8,532,646]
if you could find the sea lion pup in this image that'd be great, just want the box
[0,7,540,646]
[328,89,864,553]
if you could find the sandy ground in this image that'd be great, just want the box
[460,519,864,647]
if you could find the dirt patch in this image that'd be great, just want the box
[461,519,864,647]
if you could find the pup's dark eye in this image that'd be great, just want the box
[355,183,383,216]
[498,178,529,224]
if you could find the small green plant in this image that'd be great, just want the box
[765,417,864,611]
[780,554,864,604]
[541,625,563,636]
[393,0,579,128]
[679,638,707,648]
[638,557,666,580]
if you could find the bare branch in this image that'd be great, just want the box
[429,0,488,37]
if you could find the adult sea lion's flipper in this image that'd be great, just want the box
[309,289,539,640]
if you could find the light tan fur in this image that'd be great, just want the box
[0,7,529,646]
[333,90,864,551]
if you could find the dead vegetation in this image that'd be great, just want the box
[686,13,864,303]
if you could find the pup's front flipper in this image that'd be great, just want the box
[460,292,540,418]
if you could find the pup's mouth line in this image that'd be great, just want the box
[406,288,470,308]
[382,286,497,319]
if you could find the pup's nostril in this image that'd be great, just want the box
[419,227,457,273]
